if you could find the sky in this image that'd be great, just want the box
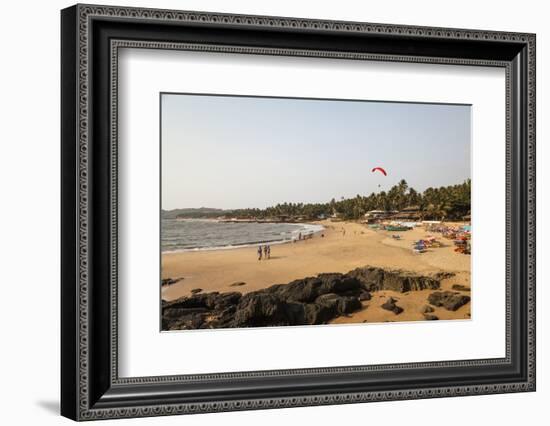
[161,93,470,210]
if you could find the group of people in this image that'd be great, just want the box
[257,244,271,260]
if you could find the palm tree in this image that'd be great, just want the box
[222,179,470,222]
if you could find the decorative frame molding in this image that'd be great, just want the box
[61,4,535,421]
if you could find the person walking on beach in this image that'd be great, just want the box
[263,245,268,260]
[257,245,262,261]
[266,245,271,259]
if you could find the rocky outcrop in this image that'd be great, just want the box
[428,291,470,311]
[347,266,443,292]
[162,292,242,330]
[162,273,366,330]
[162,266,445,330]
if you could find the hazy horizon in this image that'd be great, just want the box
[161,94,471,210]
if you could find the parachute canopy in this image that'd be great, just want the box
[371,167,387,176]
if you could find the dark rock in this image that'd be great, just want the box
[210,292,242,310]
[428,291,470,311]
[161,266,447,330]
[359,291,372,301]
[338,296,362,314]
[304,299,336,325]
[420,305,434,314]
[423,314,439,320]
[190,314,205,328]
[434,272,455,280]
[315,293,341,311]
[303,303,323,324]
[165,310,208,330]
[215,305,238,327]
[161,277,183,286]
[230,281,246,287]
[382,297,397,306]
[162,307,209,319]
[452,284,471,292]
[381,297,404,315]
[163,294,210,310]
[272,274,362,303]
[307,293,362,324]
[232,293,306,327]
[347,266,442,292]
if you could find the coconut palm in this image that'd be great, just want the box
[221,180,471,222]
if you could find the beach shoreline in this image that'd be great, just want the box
[161,220,471,325]
[162,221,325,254]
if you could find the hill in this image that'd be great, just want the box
[161,207,229,219]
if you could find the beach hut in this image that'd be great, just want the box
[363,210,396,223]
[391,206,423,221]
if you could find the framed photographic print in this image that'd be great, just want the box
[159,93,473,329]
[61,4,536,421]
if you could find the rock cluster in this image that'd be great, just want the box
[347,266,443,292]
[162,266,444,330]
[427,291,470,311]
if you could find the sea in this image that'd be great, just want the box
[161,219,324,253]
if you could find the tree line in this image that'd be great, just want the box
[175,179,471,221]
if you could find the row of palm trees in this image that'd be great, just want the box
[226,179,471,222]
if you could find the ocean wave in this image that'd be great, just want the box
[162,222,325,253]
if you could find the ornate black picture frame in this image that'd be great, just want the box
[61,4,536,421]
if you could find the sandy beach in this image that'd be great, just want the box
[162,220,471,324]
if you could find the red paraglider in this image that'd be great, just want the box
[371,167,387,176]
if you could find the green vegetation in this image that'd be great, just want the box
[167,179,471,222]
